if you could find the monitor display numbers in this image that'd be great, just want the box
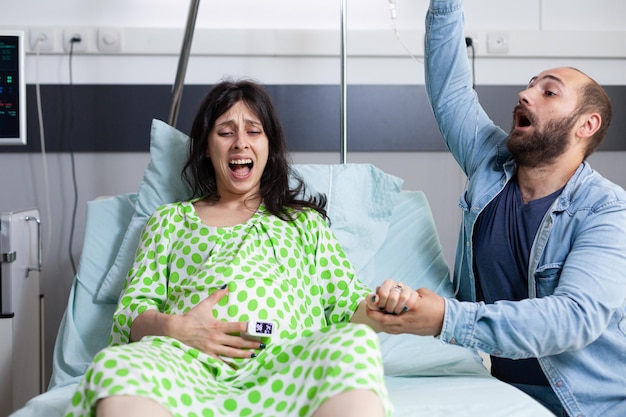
[0,32,26,145]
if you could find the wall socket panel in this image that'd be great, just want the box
[29,28,56,52]
[63,28,89,53]
[97,28,122,52]
[26,27,123,53]
[20,27,626,58]
[464,32,480,52]
[487,32,510,54]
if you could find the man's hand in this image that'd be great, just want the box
[365,287,445,336]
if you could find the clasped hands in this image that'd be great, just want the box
[141,279,446,362]
[364,279,445,337]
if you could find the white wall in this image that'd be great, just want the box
[2,0,626,386]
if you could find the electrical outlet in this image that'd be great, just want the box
[464,32,480,52]
[487,32,509,54]
[97,28,122,52]
[63,28,89,53]
[29,28,55,52]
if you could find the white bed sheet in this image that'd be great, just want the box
[386,375,553,416]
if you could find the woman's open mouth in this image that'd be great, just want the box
[229,158,253,177]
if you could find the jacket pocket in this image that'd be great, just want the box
[534,265,562,298]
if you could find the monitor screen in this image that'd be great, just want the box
[0,32,26,145]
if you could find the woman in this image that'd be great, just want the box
[64,80,418,417]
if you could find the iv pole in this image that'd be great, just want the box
[340,0,348,164]
[168,0,201,127]
[169,0,349,165]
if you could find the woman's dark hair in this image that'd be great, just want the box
[182,79,327,220]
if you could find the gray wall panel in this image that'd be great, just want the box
[2,84,624,153]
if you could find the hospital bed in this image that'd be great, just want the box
[10,119,553,417]
[11,2,553,414]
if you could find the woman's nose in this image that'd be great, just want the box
[233,131,249,149]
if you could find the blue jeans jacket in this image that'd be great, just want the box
[424,1,626,416]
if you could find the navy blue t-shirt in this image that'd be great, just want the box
[473,177,562,386]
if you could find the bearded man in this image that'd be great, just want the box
[368,1,626,416]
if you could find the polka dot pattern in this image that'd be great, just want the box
[64,201,390,417]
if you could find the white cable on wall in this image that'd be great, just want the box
[33,36,53,264]
[67,39,80,276]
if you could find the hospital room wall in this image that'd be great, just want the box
[2,0,626,385]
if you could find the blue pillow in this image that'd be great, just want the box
[94,119,403,304]
[94,119,190,303]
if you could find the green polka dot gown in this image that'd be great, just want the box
[64,201,392,417]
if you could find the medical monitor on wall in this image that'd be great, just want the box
[0,31,26,145]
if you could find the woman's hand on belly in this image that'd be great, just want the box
[170,285,265,360]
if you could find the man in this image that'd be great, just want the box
[368,1,626,416]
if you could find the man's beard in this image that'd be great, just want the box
[507,110,579,168]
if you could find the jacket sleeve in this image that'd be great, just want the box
[424,0,506,178]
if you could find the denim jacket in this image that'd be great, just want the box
[424,1,626,416]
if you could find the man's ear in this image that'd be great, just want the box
[577,113,601,139]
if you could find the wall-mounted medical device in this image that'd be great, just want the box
[1,208,44,414]
[0,31,27,145]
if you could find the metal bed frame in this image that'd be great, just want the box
[167,0,349,163]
